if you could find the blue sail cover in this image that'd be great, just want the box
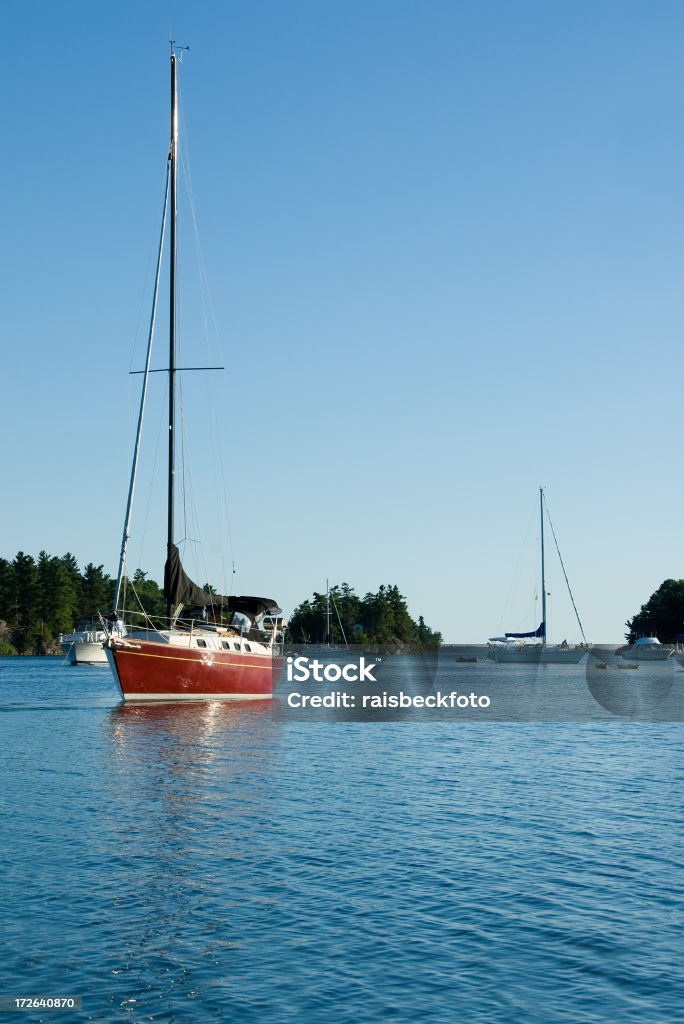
[505,621,545,639]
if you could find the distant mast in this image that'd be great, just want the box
[325,579,331,645]
[540,486,546,644]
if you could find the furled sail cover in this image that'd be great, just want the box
[505,621,545,639]
[164,544,281,619]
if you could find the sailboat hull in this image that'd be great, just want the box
[106,639,275,701]
[487,646,587,664]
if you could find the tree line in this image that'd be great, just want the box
[0,552,164,655]
[5,550,682,652]
[287,583,442,646]
[0,552,441,654]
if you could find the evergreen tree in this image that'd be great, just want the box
[127,569,166,622]
[12,552,37,653]
[36,553,80,634]
[626,579,684,643]
[288,583,441,645]
[0,558,15,627]
[81,563,112,614]
[61,553,81,584]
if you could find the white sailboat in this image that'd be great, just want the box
[487,489,588,664]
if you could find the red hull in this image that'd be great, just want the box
[106,638,274,701]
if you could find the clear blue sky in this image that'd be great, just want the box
[3,1,684,641]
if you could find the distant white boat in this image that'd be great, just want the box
[621,637,674,662]
[59,617,124,666]
[487,637,587,664]
[487,488,588,665]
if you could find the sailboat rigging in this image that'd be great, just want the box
[487,488,587,664]
[105,49,281,701]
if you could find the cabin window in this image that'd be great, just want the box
[234,642,241,651]
[196,639,207,649]
[221,641,230,651]
[244,643,252,653]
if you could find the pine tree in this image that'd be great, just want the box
[81,563,112,614]
[0,558,15,626]
[36,553,80,634]
[12,552,37,653]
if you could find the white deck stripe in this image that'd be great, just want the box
[122,693,273,702]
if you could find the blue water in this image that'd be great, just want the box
[1,658,682,1023]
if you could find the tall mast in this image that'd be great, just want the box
[167,49,178,623]
[540,486,546,643]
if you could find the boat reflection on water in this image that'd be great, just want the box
[106,699,277,776]
[111,697,274,725]
[104,700,279,875]
[101,698,279,987]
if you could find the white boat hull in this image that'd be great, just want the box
[488,645,587,664]
[60,640,108,665]
[622,650,674,662]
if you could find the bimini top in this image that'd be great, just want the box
[164,543,281,620]
[632,636,662,647]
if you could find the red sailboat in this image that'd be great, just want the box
[106,49,281,702]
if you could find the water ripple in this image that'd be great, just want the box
[0,659,682,1022]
